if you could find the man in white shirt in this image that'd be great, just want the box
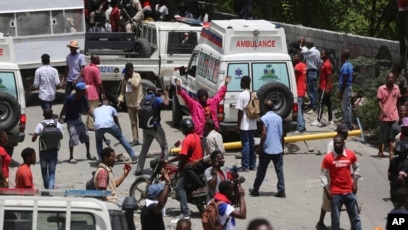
[94,99,137,162]
[301,39,321,111]
[32,54,60,112]
[204,119,225,159]
[235,76,257,172]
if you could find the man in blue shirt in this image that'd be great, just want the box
[93,99,137,162]
[338,49,353,130]
[58,82,95,163]
[135,86,169,175]
[249,99,285,198]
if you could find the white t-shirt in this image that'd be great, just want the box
[235,90,257,130]
[34,119,63,135]
[218,203,236,230]
[94,105,117,130]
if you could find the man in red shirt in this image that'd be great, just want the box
[321,135,361,230]
[311,49,333,127]
[377,72,401,157]
[15,148,36,189]
[166,118,206,222]
[293,52,307,133]
[109,0,121,32]
[83,54,106,131]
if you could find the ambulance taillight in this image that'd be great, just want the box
[217,104,224,122]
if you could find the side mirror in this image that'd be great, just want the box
[179,66,186,76]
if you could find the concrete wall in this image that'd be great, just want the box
[281,22,400,71]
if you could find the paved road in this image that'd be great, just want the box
[10,98,392,230]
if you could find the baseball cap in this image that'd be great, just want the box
[75,82,86,90]
[401,117,408,128]
[146,182,165,199]
[336,123,349,133]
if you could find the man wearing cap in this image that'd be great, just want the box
[58,82,96,163]
[377,72,401,157]
[63,40,86,97]
[140,168,171,230]
[32,54,60,112]
[117,63,143,146]
[135,86,169,176]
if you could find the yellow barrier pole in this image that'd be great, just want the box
[170,130,362,153]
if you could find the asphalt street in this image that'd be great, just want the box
[10,95,392,230]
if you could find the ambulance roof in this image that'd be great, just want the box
[199,19,288,55]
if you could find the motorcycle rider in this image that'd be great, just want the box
[165,118,207,223]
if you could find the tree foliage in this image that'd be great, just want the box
[213,0,399,40]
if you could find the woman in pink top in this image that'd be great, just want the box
[175,76,231,137]
[0,130,11,188]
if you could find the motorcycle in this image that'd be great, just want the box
[129,141,208,212]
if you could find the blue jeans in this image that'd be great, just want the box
[95,124,136,160]
[297,97,305,131]
[240,130,256,169]
[253,152,285,193]
[39,150,58,189]
[341,86,352,129]
[307,70,318,109]
[331,193,361,230]
[136,126,168,173]
[175,171,190,215]
[40,99,53,111]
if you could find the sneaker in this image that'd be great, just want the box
[170,213,191,223]
[310,120,321,126]
[130,140,140,146]
[329,120,335,126]
[293,129,305,134]
[249,188,259,196]
[131,156,138,164]
[192,187,207,196]
[274,192,286,198]
[315,222,329,230]
[69,158,77,164]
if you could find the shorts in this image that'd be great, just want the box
[321,190,331,212]
[67,121,89,147]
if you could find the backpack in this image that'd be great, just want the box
[138,95,157,129]
[86,167,108,190]
[202,199,229,230]
[40,120,62,151]
[246,91,260,120]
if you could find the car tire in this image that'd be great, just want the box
[0,91,21,131]
[141,79,156,95]
[257,82,293,118]
[135,39,151,58]
[172,91,182,128]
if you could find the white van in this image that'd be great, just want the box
[171,20,298,133]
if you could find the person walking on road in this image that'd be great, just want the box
[338,49,354,130]
[94,147,131,202]
[58,82,96,163]
[32,54,60,112]
[377,72,401,158]
[94,99,137,162]
[83,54,106,131]
[249,100,285,198]
[236,76,257,172]
[31,109,63,189]
[15,148,36,189]
[62,40,86,96]
[321,135,361,230]
[117,63,143,146]
[135,86,169,176]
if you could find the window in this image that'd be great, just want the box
[0,72,18,99]
[16,12,51,36]
[167,32,198,54]
[196,52,220,82]
[227,63,250,91]
[252,63,290,91]
[0,13,16,36]
[4,210,32,230]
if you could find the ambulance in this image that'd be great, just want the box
[171,19,297,133]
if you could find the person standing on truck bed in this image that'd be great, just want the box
[32,54,60,112]
[175,75,231,138]
[117,63,143,146]
[63,40,86,97]
[109,0,121,32]
[83,54,106,131]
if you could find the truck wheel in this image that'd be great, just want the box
[257,82,293,118]
[141,79,156,95]
[135,39,151,58]
[129,177,149,207]
[172,91,183,128]
[0,92,21,131]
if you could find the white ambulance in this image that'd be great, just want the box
[171,20,298,133]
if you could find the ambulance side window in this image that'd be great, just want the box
[227,63,250,91]
[196,52,220,82]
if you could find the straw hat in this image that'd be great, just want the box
[67,40,79,49]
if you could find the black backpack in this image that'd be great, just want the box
[138,96,158,129]
[40,120,62,151]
